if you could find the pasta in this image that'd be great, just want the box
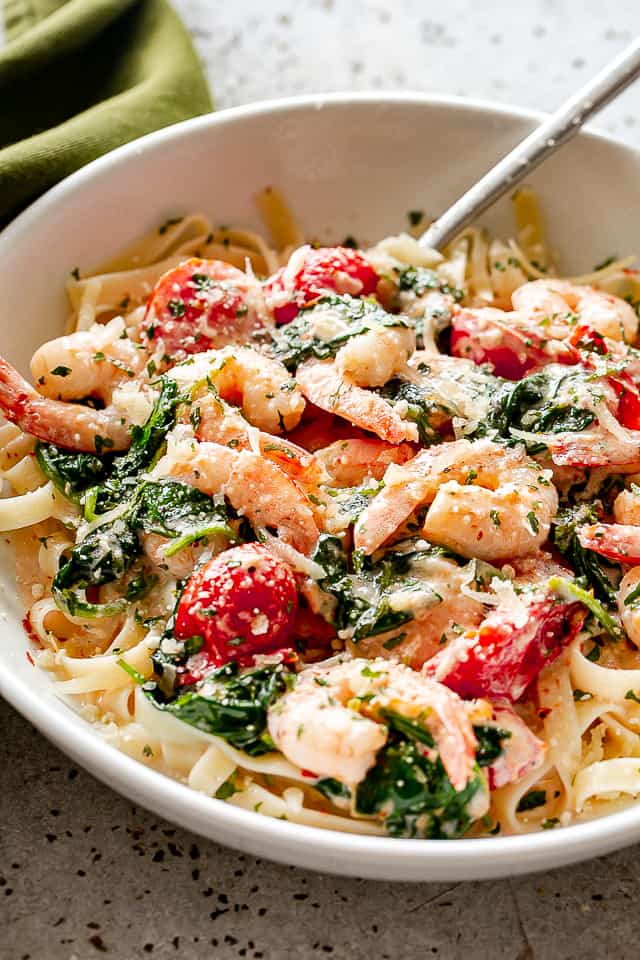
[2,186,640,840]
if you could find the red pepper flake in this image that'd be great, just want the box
[538,707,551,720]
[301,769,318,779]
[22,613,41,647]
[25,650,35,666]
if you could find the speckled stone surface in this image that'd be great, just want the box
[3,3,640,958]
[175,0,640,148]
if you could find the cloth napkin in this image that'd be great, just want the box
[0,0,212,223]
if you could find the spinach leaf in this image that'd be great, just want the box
[312,535,459,643]
[377,379,444,445]
[355,710,484,839]
[134,479,232,554]
[147,661,292,756]
[548,576,624,641]
[52,516,141,617]
[312,535,415,641]
[482,369,595,450]
[52,479,232,620]
[314,778,352,803]
[473,724,511,767]
[553,504,620,602]
[36,443,111,502]
[516,789,547,812]
[312,532,350,581]
[81,375,183,516]
[327,483,382,527]
[271,295,408,372]
[112,375,182,482]
[55,517,140,591]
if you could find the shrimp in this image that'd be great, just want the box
[354,438,558,559]
[579,521,640,566]
[576,487,640,646]
[577,483,640,564]
[0,315,161,451]
[0,355,134,451]
[160,431,319,554]
[188,393,328,488]
[169,346,305,434]
[487,707,545,789]
[267,657,480,792]
[543,428,640,468]
[315,438,415,487]
[30,317,147,403]
[295,359,419,444]
[512,279,639,344]
[614,484,640,525]
[333,323,415,388]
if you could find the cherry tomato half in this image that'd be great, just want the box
[264,246,379,324]
[175,544,298,674]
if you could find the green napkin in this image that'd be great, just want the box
[0,0,212,223]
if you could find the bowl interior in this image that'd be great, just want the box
[1,94,640,881]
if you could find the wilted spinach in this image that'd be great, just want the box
[53,479,232,618]
[271,294,409,371]
[480,369,595,450]
[473,724,511,767]
[146,661,292,756]
[355,710,485,839]
[36,443,111,503]
[113,376,182,480]
[394,265,463,302]
[377,379,444,445]
[552,503,620,602]
[311,535,451,643]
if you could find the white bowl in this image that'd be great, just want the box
[1,94,639,881]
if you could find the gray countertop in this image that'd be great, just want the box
[4,2,640,958]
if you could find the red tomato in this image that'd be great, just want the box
[264,246,379,324]
[450,309,560,379]
[567,323,609,361]
[608,372,640,431]
[424,598,584,702]
[175,544,298,673]
[143,258,263,357]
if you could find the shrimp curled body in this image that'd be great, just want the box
[159,430,319,555]
[169,346,306,434]
[354,438,558,559]
[30,317,147,403]
[267,657,481,792]
[296,359,418,444]
[0,355,135,451]
[512,279,638,344]
[0,316,160,451]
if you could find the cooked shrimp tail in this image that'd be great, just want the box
[296,359,419,444]
[0,355,132,452]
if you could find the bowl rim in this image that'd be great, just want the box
[2,91,640,876]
